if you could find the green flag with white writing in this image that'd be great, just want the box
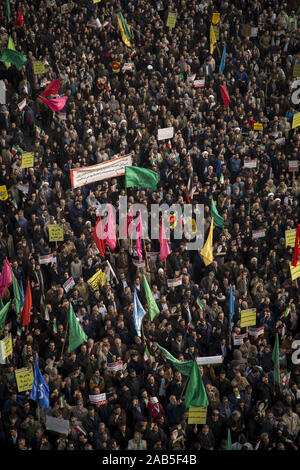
[68,302,88,352]
[143,274,159,321]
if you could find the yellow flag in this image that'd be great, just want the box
[210,24,216,54]
[200,218,214,266]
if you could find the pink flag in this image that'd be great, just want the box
[119,205,134,238]
[105,203,117,250]
[0,257,12,298]
[39,95,67,112]
[136,210,143,260]
[220,85,230,107]
[41,78,60,97]
[159,217,171,261]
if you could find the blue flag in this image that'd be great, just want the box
[19,277,24,305]
[229,284,235,331]
[219,43,226,73]
[30,354,50,408]
[133,289,146,337]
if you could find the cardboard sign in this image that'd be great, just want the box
[0,335,13,360]
[194,79,205,88]
[293,64,300,78]
[248,326,264,337]
[18,99,26,111]
[252,229,265,239]
[63,277,75,293]
[132,259,146,268]
[39,254,56,265]
[149,252,159,262]
[290,262,300,281]
[87,269,106,291]
[15,367,34,392]
[253,122,263,131]
[212,12,220,24]
[0,185,8,201]
[167,276,182,287]
[233,333,248,346]
[240,309,256,328]
[188,407,207,424]
[244,160,257,168]
[166,12,177,28]
[33,61,45,74]
[46,416,70,435]
[292,112,300,130]
[289,161,298,172]
[22,152,34,169]
[285,229,296,247]
[48,225,64,242]
[196,355,223,365]
[157,127,174,141]
[107,361,124,372]
[89,393,107,405]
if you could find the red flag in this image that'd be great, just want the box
[20,279,32,327]
[220,85,230,107]
[292,224,300,267]
[41,78,60,97]
[14,9,23,28]
[93,216,106,258]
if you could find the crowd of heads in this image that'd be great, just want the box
[0,0,299,452]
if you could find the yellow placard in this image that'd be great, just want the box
[188,407,207,424]
[93,0,101,2]
[166,12,177,28]
[15,367,34,392]
[285,229,296,248]
[33,61,45,75]
[0,334,12,359]
[290,262,300,281]
[22,152,34,169]
[293,65,300,77]
[0,185,8,201]
[253,122,263,130]
[87,269,106,291]
[212,12,220,24]
[48,225,64,242]
[240,309,256,328]
[292,112,300,129]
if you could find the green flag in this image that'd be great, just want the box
[211,198,224,228]
[6,0,10,22]
[12,272,21,315]
[0,48,27,69]
[184,360,209,408]
[143,274,159,321]
[272,333,280,384]
[125,166,159,190]
[157,344,193,376]
[5,36,15,69]
[68,302,88,352]
[0,296,4,310]
[0,300,11,330]
[226,428,232,450]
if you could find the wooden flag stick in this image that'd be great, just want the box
[60,322,69,359]
[180,375,190,400]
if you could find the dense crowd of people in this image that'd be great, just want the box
[0,0,300,452]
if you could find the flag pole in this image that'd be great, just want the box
[60,321,69,359]
[143,238,149,271]
[180,375,190,400]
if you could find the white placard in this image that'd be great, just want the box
[167,276,182,287]
[244,160,257,168]
[157,127,174,141]
[89,393,107,405]
[0,80,6,105]
[39,254,56,265]
[248,326,264,337]
[18,99,27,111]
[194,79,205,88]
[132,259,146,268]
[107,361,124,372]
[196,355,223,365]
[252,229,265,239]
[63,277,75,293]
[70,154,132,189]
[46,415,70,435]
